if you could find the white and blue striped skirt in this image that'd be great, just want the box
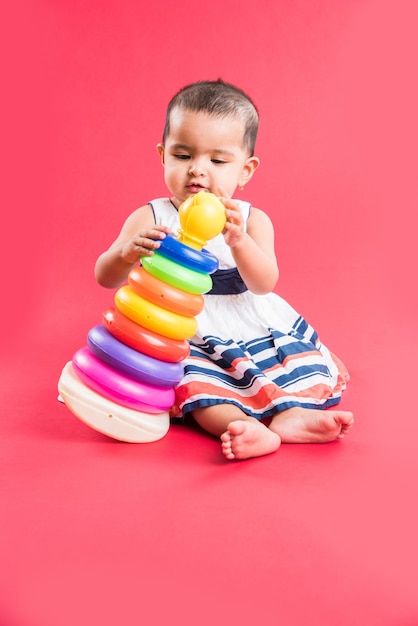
[171,290,349,421]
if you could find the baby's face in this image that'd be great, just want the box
[158,108,254,207]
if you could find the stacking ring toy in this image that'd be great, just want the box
[115,286,198,340]
[58,191,227,443]
[142,253,212,294]
[72,347,174,412]
[102,307,190,362]
[157,234,219,274]
[128,267,204,317]
[58,362,170,443]
[87,325,184,387]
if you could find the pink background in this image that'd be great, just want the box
[2,1,417,624]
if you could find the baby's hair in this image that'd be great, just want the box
[162,79,259,156]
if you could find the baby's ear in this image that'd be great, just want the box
[240,156,260,186]
[156,143,165,164]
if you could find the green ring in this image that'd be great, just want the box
[142,253,212,294]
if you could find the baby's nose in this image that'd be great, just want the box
[188,163,205,176]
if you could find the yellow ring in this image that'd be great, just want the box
[115,286,197,340]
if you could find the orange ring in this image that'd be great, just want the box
[102,307,190,362]
[128,267,204,316]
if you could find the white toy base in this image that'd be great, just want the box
[58,362,170,443]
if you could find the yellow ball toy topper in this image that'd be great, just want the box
[177,190,226,250]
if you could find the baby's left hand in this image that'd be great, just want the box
[217,187,245,248]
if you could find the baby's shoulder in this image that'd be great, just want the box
[148,198,176,221]
[247,205,272,223]
[126,202,155,222]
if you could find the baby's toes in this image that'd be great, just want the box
[221,435,235,459]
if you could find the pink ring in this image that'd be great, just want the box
[72,347,174,413]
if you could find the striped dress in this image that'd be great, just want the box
[150,198,349,421]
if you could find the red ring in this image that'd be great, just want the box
[102,307,190,362]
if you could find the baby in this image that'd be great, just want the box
[95,80,353,460]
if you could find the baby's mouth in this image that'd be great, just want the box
[187,183,208,193]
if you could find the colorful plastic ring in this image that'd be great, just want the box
[115,286,198,340]
[142,254,212,294]
[102,307,190,362]
[72,347,174,412]
[58,361,170,443]
[129,266,204,316]
[87,325,184,388]
[156,234,219,274]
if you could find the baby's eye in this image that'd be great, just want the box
[174,154,190,160]
[211,159,226,165]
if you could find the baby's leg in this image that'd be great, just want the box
[192,405,280,460]
[269,407,354,444]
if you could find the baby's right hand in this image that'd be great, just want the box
[121,225,172,264]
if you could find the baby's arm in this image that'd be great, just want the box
[94,204,171,289]
[221,191,279,295]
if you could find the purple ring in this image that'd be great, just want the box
[87,325,184,388]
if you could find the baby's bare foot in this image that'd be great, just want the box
[271,408,354,444]
[220,420,281,460]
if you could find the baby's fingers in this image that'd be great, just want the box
[138,225,172,248]
[225,207,242,224]
[122,236,159,263]
[136,235,162,254]
[152,225,173,236]
[215,185,230,202]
